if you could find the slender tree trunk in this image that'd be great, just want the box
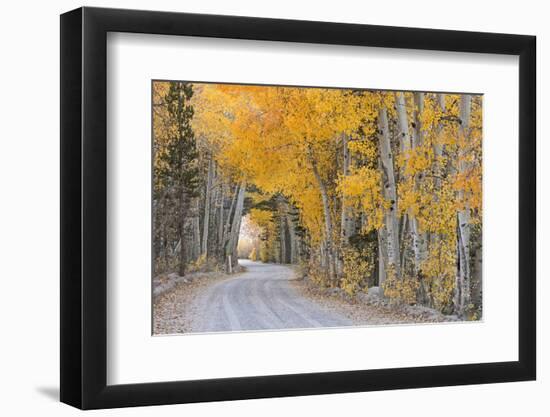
[279,214,286,264]
[287,213,297,264]
[456,94,472,316]
[222,184,238,253]
[284,217,292,263]
[395,92,428,275]
[218,182,225,261]
[192,198,201,261]
[377,228,387,292]
[319,241,327,269]
[377,106,401,278]
[227,181,246,270]
[433,93,446,196]
[412,93,424,148]
[310,154,337,283]
[434,94,446,183]
[201,157,214,257]
[426,93,447,303]
[231,214,244,263]
[399,214,408,273]
[178,190,188,276]
[395,92,413,152]
[471,237,482,314]
[208,166,220,257]
[340,133,351,245]
[395,93,408,274]
[412,93,429,271]
[153,199,160,260]
[337,134,352,276]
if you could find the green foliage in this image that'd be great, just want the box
[160,82,200,198]
[153,82,201,275]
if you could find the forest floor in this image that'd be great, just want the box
[292,276,458,326]
[153,269,238,335]
[153,260,458,335]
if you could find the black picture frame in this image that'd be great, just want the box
[60,6,536,410]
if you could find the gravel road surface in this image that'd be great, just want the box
[190,260,352,332]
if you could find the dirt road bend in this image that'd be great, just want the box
[190,260,352,332]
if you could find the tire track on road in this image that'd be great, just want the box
[190,260,353,333]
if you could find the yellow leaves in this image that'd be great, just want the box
[292,185,325,244]
[397,180,418,216]
[281,87,363,145]
[341,246,372,296]
[348,137,377,160]
[157,82,483,314]
[247,208,279,263]
[249,208,273,226]
[415,182,455,235]
[381,266,419,305]
[339,167,379,197]
[188,83,387,249]
[453,166,482,211]
[379,91,396,117]
[419,100,439,132]
[420,237,456,310]
[398,146,433,177]
[338,167,384,231]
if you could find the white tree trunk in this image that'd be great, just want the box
[227,181,246,270]
[201,157,214,257]
[412,93,424,148]
[340,134,352,245]
[287,213,297,264]
[218,182,225,260]
[395,92,430,276]
[377,228,388,292]
[412,93,429,271]
[192,198,201,261]
[456,94,472,315]
[377,106,401,278]
[223,184,239,250]
[429,93,446,277]
[279,214,286,263]
[471,241,482,312]
[395,92,412,153]
[433,94,446,183]
[434,94,446,167]
[310,155,337,283]
[395,92,422,273]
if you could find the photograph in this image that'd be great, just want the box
[152,81,483,335]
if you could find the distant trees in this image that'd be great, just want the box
[152,81,482,319]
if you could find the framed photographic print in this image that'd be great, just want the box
[60,6,536,409]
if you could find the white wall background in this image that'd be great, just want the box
[0,0,545,415]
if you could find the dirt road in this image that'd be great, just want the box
[190,260,352,332]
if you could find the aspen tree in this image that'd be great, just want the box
[377,106,401,278]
